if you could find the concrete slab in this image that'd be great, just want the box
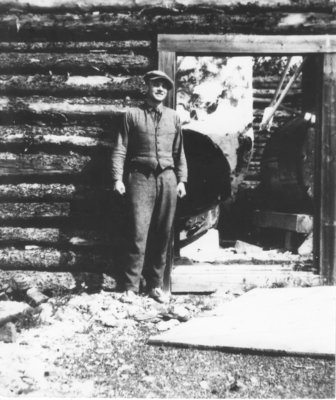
[149,286,336,357]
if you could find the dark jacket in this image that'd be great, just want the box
[111,102,188,183]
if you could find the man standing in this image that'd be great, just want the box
[111,70,188,303]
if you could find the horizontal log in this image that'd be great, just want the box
[245,171,260,178]
[253,109,293,118]
[0,183,112,201]
[0,153,91,177]
[253,97,300,106]
[1,12,336,42]
[253,98,301,110]
[0,0,332,12]
[253,76,301,87]
[0,183,77,200]
[0,75,145,97]
[0,203,70,220]
[0,269,117,295]
[253,88,301,97]
[0,40,151,53]
[0,227,59,243]
[0,125,106,138]
[0,248,113,270]
[0,97,140,123]
[0,53,152,74]
[0,227,112,246]
[0,126,114,151]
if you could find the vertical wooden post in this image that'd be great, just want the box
[319,53,336,284]
[158,50,177,292]
[302,55,323,274]
[158,50,176,109]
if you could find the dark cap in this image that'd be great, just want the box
[144,70,174,90]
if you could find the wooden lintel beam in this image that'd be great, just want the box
[158,34,336,54]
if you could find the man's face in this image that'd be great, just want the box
[147,79,169,103]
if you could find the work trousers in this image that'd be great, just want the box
[123,166,177,292]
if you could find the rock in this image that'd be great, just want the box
[167,305,190,322]
[0,292,9,301]
[74,321,91,333]
[133,311,159,322]
[114,311,128,320]
[298,232,313,256]
[99,314,120,327]
[156,319,180,331]
[250,376,259,386]
[180,229,220,262]
[26,287,49,307]
[200,380,210,390]
[142,375,155,383]
[225,372,241,392]
[234,240,264,255]
[0,300,33,326]
[0,321,17,343]
[10,273,32,292]
[38,302,55,324]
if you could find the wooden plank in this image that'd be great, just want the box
[0,153,91,177]
[171,263,321,293]
[158,51,176,109]
[0,53,151,74]
[158,34,336,54]
[319,53,336,284]
[253,210,313,233]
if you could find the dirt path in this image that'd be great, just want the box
[0,290,334,398]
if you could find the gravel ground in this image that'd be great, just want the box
[0,289,334,398]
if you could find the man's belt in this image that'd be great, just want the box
[129,162,173,176]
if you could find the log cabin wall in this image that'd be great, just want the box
[0,0,334,273]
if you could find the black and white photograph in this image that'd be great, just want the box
[0,0,335,397]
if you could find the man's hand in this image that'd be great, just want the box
[113,180,126,195]
[177,182,186,198]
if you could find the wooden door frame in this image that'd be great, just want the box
[158,33,336,284]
